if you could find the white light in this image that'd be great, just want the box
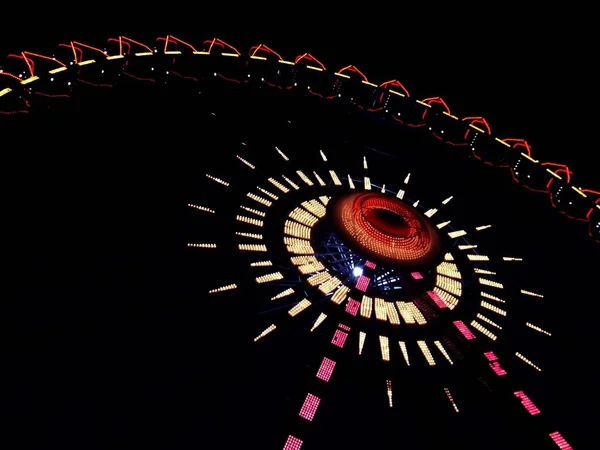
[353,267,363,277]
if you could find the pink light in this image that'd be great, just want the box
[316,357,336,382]
[355,275,370,292]
[453,320,476,340]
[299,393,321,421]
[331,329,349,348]
[411,272,423,279]
[489,361,507,376]
[345,298,360,316]
[427,291,448,309]
[484,351,498,361]
[549,431,572,449]
[364,260,377,269]
[514,391,540,415]
[283,435,303,450]
[338,323,351,331]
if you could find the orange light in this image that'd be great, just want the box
[336,65,368,82]
[72,41,110,58]
[380,79,410,97]
[120,36,154,54]
[421,97,450,113]
[250,44,283,60]
[159,35,198,53]
[295,53,326,70]
[0,72,22,82]
[540,162,573,183]
[463,116,491,135]
[503,138,532,157]
[204,38,241,55]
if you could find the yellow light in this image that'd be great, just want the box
[21,76,40,85]
[307,65,323,71]
[361,80,377,87]
[107,55,125,60]
[254,324,276,342]
[77,60,96,66]
[256,272,284,284]
[469,124,485,133]
[250,55,267,60]
[416,100,431,107]
[49,67,68,74]
[272,288,294,300]
[495,137,511,147]
[334,72,350,78]
[278,60,295,65]
[389,89,405,97]
[208,283,237,294]
[359,331,366,355]
[288,299,311,316]
[0,88,12,97]
[236,231,262,240]
[311,313,327,331]
[520,152,538,163]
[443,111,458,119]
[135,52,153,56]
[275,146,289,161]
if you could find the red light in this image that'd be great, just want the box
[463,116,491,140]
[295,53,326,70]
[202,38,241,55]
[329,192,443,269]
[316,357,336,382]
[484,351,498,361]
[336,65,368,82]
[549,431,572,449]
[503,138,532,157]
[250,43,283,60]
[345,298,360,316]
[299,393,321,421]
[380,79,410,97]
[331,329,349,348]
[364,260,377,269]
[283,435,303,450]
[489,361,507,376]
[427,291,448,309]
[355,275,370,292]
[453,320,476,340]
[514,391,540,415]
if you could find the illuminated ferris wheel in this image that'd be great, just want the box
[1,35,596,449]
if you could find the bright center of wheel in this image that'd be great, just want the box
[328,191,444,270]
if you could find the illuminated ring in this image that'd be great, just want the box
[329,191,443,270]
[0,35,597,243]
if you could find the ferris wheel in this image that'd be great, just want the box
[1,35,594,449]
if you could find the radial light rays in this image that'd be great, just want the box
[191,147,557,449]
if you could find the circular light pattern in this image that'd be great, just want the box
[0,34,580,450]
[329,191,443,270]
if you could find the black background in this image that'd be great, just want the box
[2,11,599,449]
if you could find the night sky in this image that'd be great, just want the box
[2,14,598,450]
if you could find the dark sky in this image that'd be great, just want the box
[0,12,597,187]
[2,12,598,450]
